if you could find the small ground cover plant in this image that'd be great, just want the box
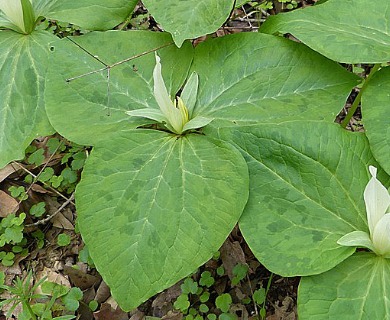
[0,0,389,318]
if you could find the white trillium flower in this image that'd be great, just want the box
[0,0,35,34]
[127,54,213,134]
[338,166,390,257]
[152,54,189,134]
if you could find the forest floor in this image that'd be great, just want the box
[0,1,363,319]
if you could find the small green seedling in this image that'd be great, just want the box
[57,234,71,247]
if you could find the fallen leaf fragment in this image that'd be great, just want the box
[0,190,19,217]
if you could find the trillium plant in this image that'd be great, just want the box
[126,54,212,134]
[338,166,390,257]
[1,0,390,318]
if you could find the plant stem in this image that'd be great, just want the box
[341,63,381,128]
[23,301,37,320]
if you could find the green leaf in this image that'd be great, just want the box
[29,202,46,217]
[222,121,383,276]
[181,278,198,295]
[33,0,138,30]
[62,287,83,312]
[260,0,390,63]
[142,0,235,47]
[27,148,44,165]
[88,300,98,311]
[231,263,248,285]
[76,129,249,310]
[174,293,190,312]
[38,167,54,182]
[362,66,390,175]
[0,31,54,168]
[57,234,71,246]
[299,252,390,319]
[190,33,358,126]
[199,271,214,288]
[253,288,266,305]
[215,293,232,313]
[57,233,70,247]
[45,31,194,146]
[61,167,77,184]
[41,281,69,298]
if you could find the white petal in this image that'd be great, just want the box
[180,71,199,116]
[153,54,176,121]
[182,116,213,132]
[364,166,390,235]
[0,0,25,32]
[337,230,375,252]
[372,214,390,256]
[126,108,166,123]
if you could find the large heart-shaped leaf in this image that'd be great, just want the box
[34,0,137,30]
[190,33,359,125]
[0,30,54,167]
[299,252,390,319]
[261,0,390,63]
[362,66,390,175]
[45,31,194,146]
[219,121,383,276]
[77,129,249,310]
[142,0,235,47]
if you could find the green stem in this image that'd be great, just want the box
[22,300,37,320]
[341,63,381,128]
[118,12,133,31]
[260,273,273,320]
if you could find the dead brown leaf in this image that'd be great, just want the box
[220,239,246,280]
[0,163,18,183]
[94,301,129,320]
[64,265,100,290]
[0,190,19,217]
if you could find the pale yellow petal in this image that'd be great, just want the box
[372,214,390,256]
[364,166,390,236]
[0,0,25,32]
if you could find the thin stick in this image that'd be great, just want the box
[246,273,259,316]
[11,162,75,206]
[66,37,108,66]
[65,42,174,82]
[25,193,75,227]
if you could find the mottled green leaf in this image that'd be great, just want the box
[33,0,137,30]
[261,0,390,63]
[45,31,194,146]
[143,0,235,47]
[0,30,54,168]
[76,130,249,310]
[299,253,390,319]
[362,66,390,175]
[221,121,385,276]
[191,33,358,126]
